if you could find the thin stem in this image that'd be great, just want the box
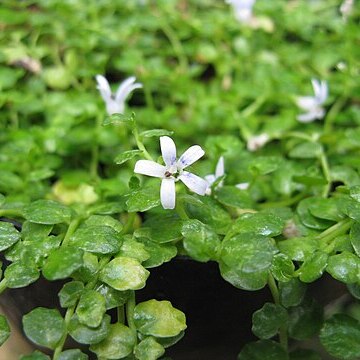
[132,127,153,161]
[318,148,331,198]
[117,305,125,324]
[126,291,136,332]
[90,114,102,180]
[317,218,352,244]
[267,274,288,351]
[240,95,267,119]
[324,96,347,134]
[61,217,82,247]
[0,279,7,295]
[281,131,315,142]
[0,209,23,218]
[175,199,189,220]
[53,306,75,360]
[121,212,136,235]
[258,192,306,209]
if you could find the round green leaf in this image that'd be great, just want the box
[95,284,130,310]
[252,303,288,339]
[297,198,334,230]
[279,278,306,308]
[215,186,254,209]
[134,336,165,360]
[277,237,318,262]
[23,200,72,225]
[58,281,84,308]
[347,283,360,300]
[23,307,65,349]
[20,351,51,360]
[350,221,360,257]
[320,314,360,359]
[326,251,359,283]
[70,225,122,254]
[0,222,21,251]
[100,257,149,291]
[90,323,136,359]
[114,150,143,165]
[134,300,187,338]
[58,349,88,360]
[238,340,288,360]
[0,314,10,345]
[68,314,110,345]
[288,298,323,340]
[140,239,177,268]
[299,251,328,283]
[181,219,220,262]
[126,185,161,212]
[219,233,276,290]
[76,290,106,328]
[270,253,294,282]
[5,261,40,288]
[43,246,84,280]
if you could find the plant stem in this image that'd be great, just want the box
[53,306,75,360]
[117,305,125,324]
[175,199,189,220]
[132,127,153,161]
[318,148,331,198]
[0,209,23,218]
[61,217,82,247]
[90,114,102,180]
[0,279,7,295]
[267,274,288,351]
[121,212,136,235]
[317,218,352,244]
[126,291,136,332]
[324,96,347,134]
[258,192,306,209]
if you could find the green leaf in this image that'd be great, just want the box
[154,331,185,348]
[299,251,328,283]
[219,233,277,290]
[237,340,288,360]
[277,237,318,262]
[84,215,123,233]
[297,198,334,230]
[181,219,220,262]
[0,314,10,345]
[23,307,65,349]
[347,283,360,300]
[230,212,285,237]
[288,298,323,340]
[289,142,322,159]
[90,323,136,359]
[20,351,51,360]
[139,238,177,268]
[134,337,165,360]
[308,198,344,222]
[320,314,360,359]
[72,252,98,282]
[350,185,360,202]
[252,303,288,339]
[0,222,21,251]
[134,300,187,338]
[326,251,359,283]
[95,284,130,310]
[68,314,110,345]
[114,150,143,165]
[0,193,5,206]
[350,221,360,256]
[70,225,122,254]
[21,221,53,241]
[248,156,282,175]
[5,261,40,288]
[279,278,306,308]
[135,214,183,244]
[58,281,84,308]
[58,349,88,360]
[43,246,84,280]
[100,257,150,291]
[126,185,161,212]
[103,112,135,126]
[76,290,106,328]
[270,253,294,282]
[23,200,72,225]
[140,129,173,138]
[214,186,254,209]
[118,237,150,262]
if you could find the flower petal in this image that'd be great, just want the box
[318,81,328,104]
[296,96,317,111]
[160,178,176,209]
[215,156,225,179]
[115,76,142,103]
[236,182,250,190]
[205,174,216,186]
[160,136,177,167]
[296,111,317,123]
[311,78,322,99]
[178,145,205,169]
[134,160,165,178]
[247,133,269,151]
[179,171,208,196]
[96,75,112,101]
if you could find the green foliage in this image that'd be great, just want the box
[0,314,10,345]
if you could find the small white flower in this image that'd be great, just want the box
[296,79,328,123]
[225,0,256,23]
[96,75,142,115]
[247,133,269,151]
[205,156,225,195]
[134,136,208,209]
[236,182,250,190]
[340,0,354,20]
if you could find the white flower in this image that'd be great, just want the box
[247,133,269,151]
[296,79,328,123]
[134,136,208,209]
[205,156,225,195]
[96,75,142,115]
[225,0,256,23]
[340,0,354,20]
[236,182,249,190]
